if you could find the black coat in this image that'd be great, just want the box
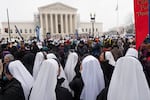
[0,78,25,100]
[96,87,108,100]
[144,70,150,88]
[22,52,35,75]
[56,78,73,100]
[100,61,114,87]
[69,74,84,100]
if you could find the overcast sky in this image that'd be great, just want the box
[0,0,134,31]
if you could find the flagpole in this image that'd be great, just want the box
[116,0,119,30]
[15,25,24,41]
[7,8,11,41]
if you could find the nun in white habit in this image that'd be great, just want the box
[8,60,34,100]
[80,55,105,100]
[47,53,57,59]
[32,52,46,80]
[30,59,58,100]
[64,52,78,83]
[47,53,71,91]
[107,48,150,100]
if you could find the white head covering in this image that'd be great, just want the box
[108,48,150,100]
[33,52,45,80]
[8,60,34,100]
[30,59,58,100]
[80,55,105,100]
[47,53,57,59]
[125,47,138,58]
[105,51,116,66]
[47,53,71,91]
[64,52,78,83]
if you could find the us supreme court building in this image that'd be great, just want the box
[39,2,78,38]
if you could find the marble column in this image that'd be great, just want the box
[45,14,48,33]
[74,14,77,33]
[55,14,58,34]
[65,14,68,34]
[50,14,53,34]
[70,14,73,34]
[40,14,43,32]
[60,14,64,34]
[74,14,78,31]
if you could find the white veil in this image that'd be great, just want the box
[64,52,78,83]
[30,59,58,100]
[47,53,70,91]
[108,48,150,100]
[9,60,34,100]
[80,55,105,100]
[33,52,45,80]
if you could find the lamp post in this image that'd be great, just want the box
[90,13,95,38]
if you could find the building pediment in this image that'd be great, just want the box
[39,2,77,12]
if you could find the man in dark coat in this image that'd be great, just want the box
[30,41,40,55]
[77,41,88,58]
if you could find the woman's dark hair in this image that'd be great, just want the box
[52,58,61,77]
[52,58,61,69]
[42,51,47,60]
[103,52,106,60]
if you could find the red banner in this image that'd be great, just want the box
[134,0,148,49]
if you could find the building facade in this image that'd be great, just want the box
[0,2,103,40]
[39,2,77,38]
[79,22,103,37]
[1,22,35,39]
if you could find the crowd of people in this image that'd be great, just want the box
[0,35,150,100]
